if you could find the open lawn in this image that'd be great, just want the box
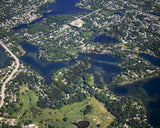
[15,87,115,127]
[30,97,115,128]
[14,86,39,124]
[88,74,95,86]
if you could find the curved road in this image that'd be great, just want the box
[0,40,20,108]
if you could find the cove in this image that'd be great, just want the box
[20,42,122,84]
[0,47,12,69]
[13,0,88,30]
[109,77,160,128]
[139,53,160,67]
[92,34,119,44]
[85,54,122,83]
[20,42,74,84]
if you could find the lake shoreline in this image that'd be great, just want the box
[110,73,160,87]
[109,76,160,128]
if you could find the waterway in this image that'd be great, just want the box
[20,42,74,84]
[3,0,160,127]
[0,47,11,69]
[139,53,160,67]
[86,54,122,83]
[93,34,119,44]
[20,42,122,84]
[20,42,160,128]
[109,77,160,128]
[13,0,88,30]
[109,55,160,128]
[1,44,159,127]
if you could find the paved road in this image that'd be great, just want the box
[0,40,20,108]
[79,8,101,20]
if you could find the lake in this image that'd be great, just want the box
[20,42,122,84]
[109,54,160,128]
[0,47,11,69]
[109,77,160,128]
[13,0,88,30]
[139,53,160,67]
[93,34,119,44]
[20,42,74,84]
[85,54,122,83]
[10,0,160,127]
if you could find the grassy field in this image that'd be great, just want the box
[47,0,56,3]
[16,87,115,127]
[16,87,39,122]
[88,74,95,86]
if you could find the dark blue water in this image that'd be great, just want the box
[93,34,119,43]
[48,0,87,14]
[21,42,39,52]
[139,53,160,67]
[20,42,74,84]
[87,54,122,83]
[13,0,88,30]
[20,43,122,84]
[109,53,160,127]
[0,47,11,68]
[144,78,160,127]
[109,77,160,128]
[114,12,123,16]
[76,53,122,83]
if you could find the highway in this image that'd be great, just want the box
[0,40,20,108]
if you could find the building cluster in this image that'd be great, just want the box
[0,0,47,30]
